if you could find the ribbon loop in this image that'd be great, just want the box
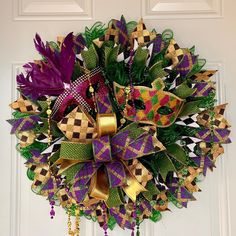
[92,135,112,163]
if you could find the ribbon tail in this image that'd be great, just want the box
[106,161,126,187]
[126,159,153,187]
[122,162,147,202]
[70,162,101,203]
[89,167,109,201]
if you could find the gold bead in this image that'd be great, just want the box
[46,109,52,115]
[125,86,131,94]
[120,118,126,124]
[89,86,94,93]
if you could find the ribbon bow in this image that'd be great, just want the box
[56,95,165,205]
[57,120,164,204]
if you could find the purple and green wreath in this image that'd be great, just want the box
[8,16,231,235]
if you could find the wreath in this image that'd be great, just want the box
[8,16,231,236]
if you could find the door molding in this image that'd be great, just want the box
[142,0,223,19]
[13,0,93,20]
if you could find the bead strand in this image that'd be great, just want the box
[84,67,97,112]
[75,208,80,236]
[50,200,55,219]
[67,207,80,236]
[67,209,74,236]
[131,203,137,236]
[46,97,52,146]
[102,203,108,236]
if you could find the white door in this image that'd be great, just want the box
[1,0,235,236]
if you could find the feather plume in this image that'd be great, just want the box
[17,33,76,99]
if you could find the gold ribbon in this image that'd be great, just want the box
[96,113,117,137]
[89,167,110,201]
[122,170,147,202]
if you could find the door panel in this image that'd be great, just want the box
[0,0,235,235]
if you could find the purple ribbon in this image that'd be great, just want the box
[70,123,159,204]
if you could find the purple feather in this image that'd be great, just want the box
[34,33,61,77]
[59,32,76,84]
[17,62,65,100]
[17,33,76,99]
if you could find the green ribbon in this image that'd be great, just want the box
[173,81,196,99]
[179,100,202,117]
[62,164,84,183]
[187,58,206,78]
[133,47,149,68]
[142,181,160,201]
[81,44,99,70]
[166,143,188,164]
[149,61,167,82]
[60,141,93,161]
[36,118,62,137]
[108,216,117,230]
[155,153,176,181]
[106,187,124,208]
[105,45,120,66]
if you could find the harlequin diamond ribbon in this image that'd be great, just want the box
[191,156,215,176]
[126,159,153,187]
[191,70,217,82]
[165,39,184,68]
[138,199,153,219]
[58,106,97,143]
[93,16,129,48]
[154,191,169,211]
[152,34,166,54]
[25,150,53,194]
[176,50,197,77]
[130,19,156,47]
[110,205,133,229]
[178,167,202,193]
[177,136,211,158]
[41,176,60,199]
[9,95,39,114]
[166,176,195,208]
[209,143,224,161]
[175,113,200,128]
[192,81,215,97]
[26,150,51,192]
[197,104,230,129]
[8,115,41,134]
[196,128,231,143]
[16,130,36,147]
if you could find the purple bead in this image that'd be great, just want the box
[50,200,55,205]
[50,209,55,216]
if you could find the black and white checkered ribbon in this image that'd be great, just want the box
[175,114,200,128]
[41,137,64,157]
[176,136,202,157]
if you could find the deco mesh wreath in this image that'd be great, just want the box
[9,16,231,236]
